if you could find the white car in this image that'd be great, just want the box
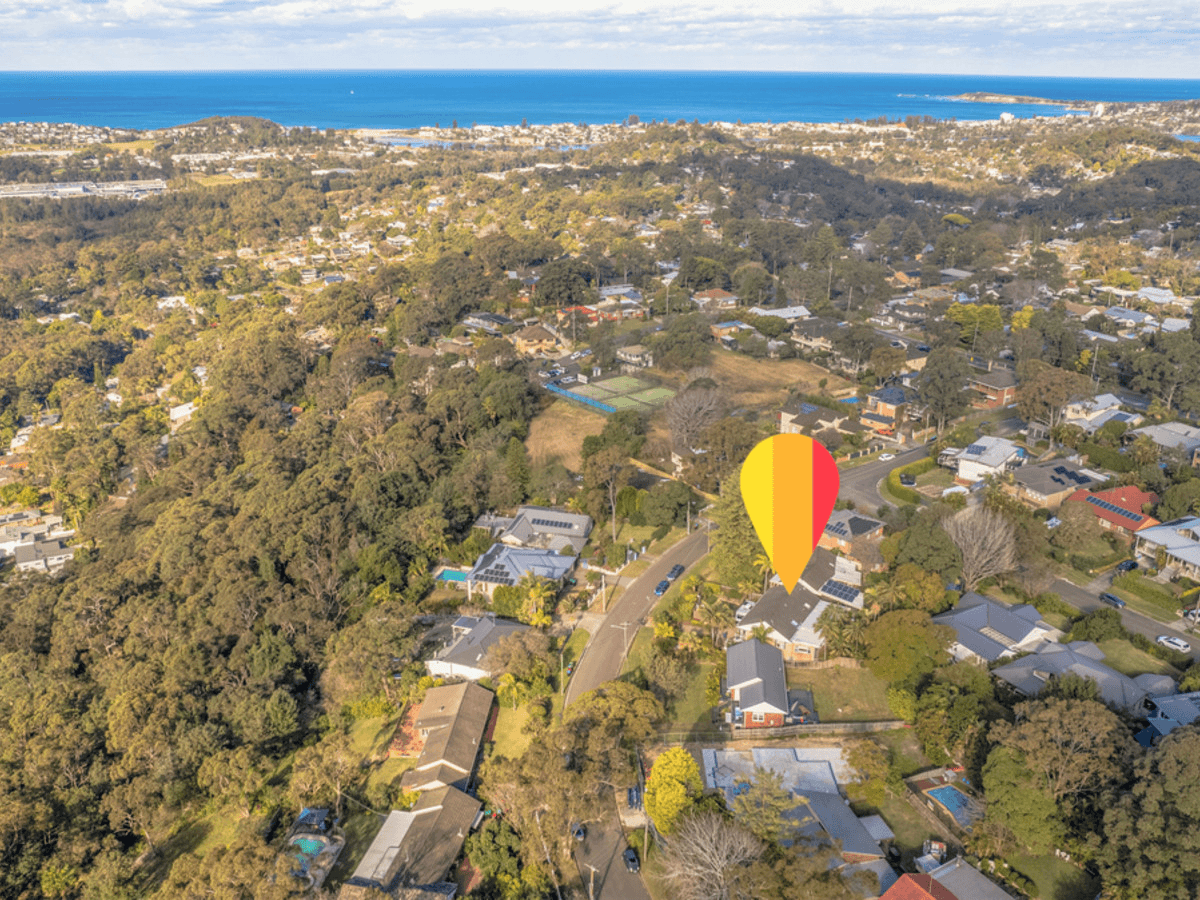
[735,600,756,622]
[879,453,896,462]
[1157,635,1192,653]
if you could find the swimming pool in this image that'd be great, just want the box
[926,785,978,829]
[292,836,326,857]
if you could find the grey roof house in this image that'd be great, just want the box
[465,544,575,599]
[933,593,1058,664]
[992,641,1174,715]
[401,682,493,793]
[425,615,531,681]
[726,639,790,726]
[474,505,593,554]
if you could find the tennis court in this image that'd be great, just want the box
[548,374,674,413]
[596,375,651,394]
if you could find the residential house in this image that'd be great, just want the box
[401,682,493,793]
[461,312,513,335]
[1137,285,1191,310]
[598,283,642,302]
[792,317,844,354]
[967,369,1018,409]
[425,615,531,681]
[701,748,898,894]
[465,544,575,600]
[872,299,928,333]
[726,639,790,727]
[862,385,918,435]
[778,399,868,443]
[1062,393,1143,434]
[940,267,973,284]
[1001,460,1100,510]
[1066,485,1159,537]
[339,786,480,897]
[933,593,1058,664]
[710,320,752,340]
[13,539,72,574]
[912,286,957,304]
[736,548,866,660]
[1104,306,1159,337]
[1137,690,1200,746]
[993,641,1174,715]
[820,509,885,554]
[939,436,1023,483]
[1135,516,1200,579]
[594,296,646,321]
[474,505,593,554]
[615,344,653,369]
[1128,422,1200,466]
[509,323,560,356]
[747,305,810,322]
[881,858,1011,900]
[692,288,738,311]
[169,401,197,432]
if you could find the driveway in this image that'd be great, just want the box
[564,529,709,708]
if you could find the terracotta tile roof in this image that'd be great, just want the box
[881,874,960,900]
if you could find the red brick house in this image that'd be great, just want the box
[725,639,789,728]
[968,369,1018,409]
[1065,485,1160,537]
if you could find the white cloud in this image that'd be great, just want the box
[1,0,1200,75]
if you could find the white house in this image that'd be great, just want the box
[939,436,1023,483]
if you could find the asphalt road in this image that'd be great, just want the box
[574,821,649,900]
[837,445,928,512]
[1051,575,1200,661]
[564,528,709,708]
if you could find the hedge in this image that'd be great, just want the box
[1112,571,1179,611]
[886,457,938,506]
[1078,441,1134,473]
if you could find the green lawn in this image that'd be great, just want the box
[916,469,954,489]
[1096,639,1181,678]
[561,627,590,668]
[1108,574,1182,623]
[326,808,386,886]
[789,666,894,722]
[348,713,403,762]
[366,755,415,793]
[852,793,941,869]
[1006,851,1099,900]
[872,729,933,778]
[491,705,532,758]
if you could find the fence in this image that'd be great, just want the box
[654,719,905,744]
[544,382,616,413]
[785,657,862,671]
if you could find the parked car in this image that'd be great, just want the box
[565,662,575,677]
[879,453,896,461]
[623,848,640,873]
[560,375,576,384]
[1157,635,1192,653]
[1116,559,1139,572]
[627,786,641,809]
[667,564,685,581]
[899,474,917,486]
[1099,592,1126,609]
[654,579,670,596]
[735,599,756,622]
[571,823,586,842]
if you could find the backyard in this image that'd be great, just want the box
[788,665,894,722]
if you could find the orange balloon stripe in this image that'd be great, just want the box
[772,433,809,589]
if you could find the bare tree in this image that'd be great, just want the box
[666,386,725,452]
[660,811,763,900]
[945,506,1017,590]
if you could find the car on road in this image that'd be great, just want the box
[1100,592,1126,609]
[1157,635,1192,653]
[667,564,685,581]
[623,848,640,873]
[735,599,756,621]
[879,453,896,461]
[1116,559,1139,572]
[654,579,670,596]
[571,823,586,842]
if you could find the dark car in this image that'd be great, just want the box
[571,823,586,842]
[623,848,640,873]
[1100,592,1126,609]
[654,579,670,596]
[667,564,685,581]
[899,474,917,486]
[627,786,642,809]
[1116,559,1138,572]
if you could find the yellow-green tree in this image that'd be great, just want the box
[644,747,703,835]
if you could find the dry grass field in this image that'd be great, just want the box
[525,400,606,471]
[704,352,854,411]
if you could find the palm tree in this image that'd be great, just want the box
[867,579,904,615]
[753,552,774,594]
[749,624,772,644]
[697,596,735,647]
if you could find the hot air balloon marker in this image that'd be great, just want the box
[739,434,840,593]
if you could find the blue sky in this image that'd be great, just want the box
[3,0,1198,76]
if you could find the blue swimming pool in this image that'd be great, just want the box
[292,837,325,857]
[926,785,977,828]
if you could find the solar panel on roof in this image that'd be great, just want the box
[1085,495,1143,523]
[820,580,861,603]
[825,521,849,536]
[531,517,574,530]
[800,402,819,415]
[965,443,987,456]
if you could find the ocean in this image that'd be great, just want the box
[3,70,1200,131]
